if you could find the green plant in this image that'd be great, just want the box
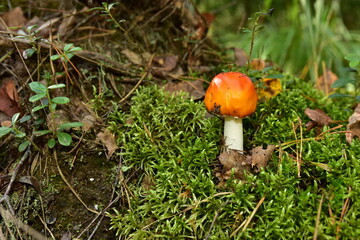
[29,82,83,148]
[15,25,41,58]
[50,43,82,62]
[107,76,360,238]
[0,113,35,151]
[330,53,360,103]
[90,2,143,59]
[241,8,275,74]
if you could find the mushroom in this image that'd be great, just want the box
[204,72,258,151]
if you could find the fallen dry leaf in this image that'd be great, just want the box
[152,55,183,79]
[1,120,12,127]
[153,55,178,72]
[0,79,21,117]
[250,58,265,71]
[17,176,42,194]
[0,7,27,30]
[249,145,275,172]
[218,150,251,180]
[305,108,333,133]
[58,11,76,37]
[121,49,142,65]
[97,129,118,158]
[346,103,360,143]
[164,79,205,100]
[257,78,282,100]
[317,69,338,95]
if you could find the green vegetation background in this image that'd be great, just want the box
[108,75,360,238]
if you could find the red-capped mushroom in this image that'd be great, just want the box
[204,72,258,151]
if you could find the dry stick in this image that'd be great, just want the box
[204,200,231,240]
[313,194,324,240]
[281,124,347,150]
[0,145,32,214]
[336,187,351,240]
[242,196,266,232]
[0,18,34,83]
[0,33,130,75]
[119,55,154,104]
[86,196,120,240]
[53,150,99,215]
[36,212,56,239]
[0,205,48,240]
[0,227,6,240]
[230,196,266,237]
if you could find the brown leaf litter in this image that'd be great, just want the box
[346,103,360,143]
[96,129,118,158]
[0,79,21,124]
[164,79,205,100]
[304,108,333,134]
[216,145,275,184]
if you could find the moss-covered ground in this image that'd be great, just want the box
[108,75,360,239]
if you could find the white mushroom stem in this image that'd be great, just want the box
[224,116,243,151]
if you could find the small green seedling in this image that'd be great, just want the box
[29,82,83,148]
[50,43,82,62]
[90,2,125,30]
[330,53,360,102]
[15,25,41,58]
[0,113,34,152]
[241,8,275,75]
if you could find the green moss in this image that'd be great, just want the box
[108,78,360,239]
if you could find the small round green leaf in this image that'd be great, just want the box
[32,104,48,113]
[58,122,84,130]
[15,131,26,138]
[50,55,60,61]
[20,115,31,123]
[29,93,47,102]
[0,127,12,138]
[48,84,66,89]
[11,112,21,125]
[29,82,47,94]
[57,131,72,146]
[34,130,52,136]
[63,43,74,52]
[51,97,70,104]
[18,140,30,152]
[48,138,56,148]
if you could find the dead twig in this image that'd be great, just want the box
[230,196,266,237]
[0,205,48,240]
[119,54,154,104]
[0,144,32,214]
[204,200,231,240]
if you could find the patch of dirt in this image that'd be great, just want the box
[35,153,117,239]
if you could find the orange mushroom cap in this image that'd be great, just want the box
[204,72,258,118]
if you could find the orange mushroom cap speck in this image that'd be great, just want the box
[204,72,258,118]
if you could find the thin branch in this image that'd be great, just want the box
[0,205,48,240]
